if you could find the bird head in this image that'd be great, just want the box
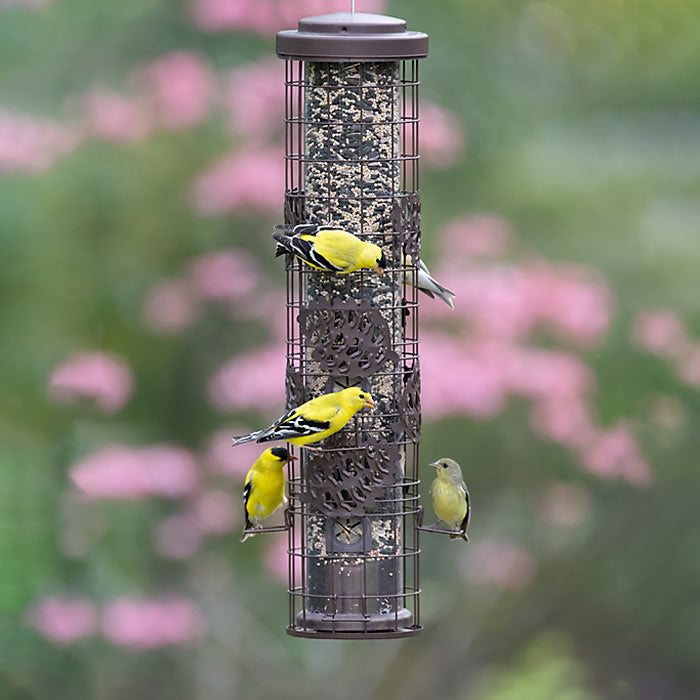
[269,446,297,463]
[341,387,376,411]
[430,458,463,484]
[360,242,387,276]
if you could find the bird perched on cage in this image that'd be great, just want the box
[429,458,470,541]
[404,254,455,309]
[232,387,376,449]
[273,223,387,276]
[241,446,296,542]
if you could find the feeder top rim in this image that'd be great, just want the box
[276,12,428,62]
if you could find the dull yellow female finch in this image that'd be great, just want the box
[430,457,471,541]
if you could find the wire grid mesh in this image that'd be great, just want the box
[283,59,423,638]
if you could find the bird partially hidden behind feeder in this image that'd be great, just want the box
[232,387,376,450]
[273,223,387,275]
[241,447,296,542]
[404,254,456,309]
[430,458,471,541]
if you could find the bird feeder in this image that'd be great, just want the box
[277,11,428,639]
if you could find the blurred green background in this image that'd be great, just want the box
[2,0,700,698]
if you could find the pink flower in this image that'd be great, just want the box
[26,597,98,644]
[537,483,591,527]
[190,490,238,533]
[203,428,262,478]
[189,249,259,302]
[460,539,536,591]
[579,425,652,486]
[49,351,133,414]
[154,514,202,559]
[142,52,215,129]
[70,444,198,500]
[143,279,199,335]
[192,147,283,215]
[264,529,300,586]
[440,214,512,259]
[421,335,507,419]
[529,395,594,448]
[225,60,283,141]
[420,101,464,168]
[102,598,204,649]
[630,309,687,358]
[0,109,81,173]
[208,345,285,414]
[83,89,152,143]
[191,0,386,34]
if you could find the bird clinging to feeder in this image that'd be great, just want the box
[429,457,471,542]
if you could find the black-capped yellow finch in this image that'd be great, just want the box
[232,387,376,449]
[273,224,387,276]
[241,447,296,542]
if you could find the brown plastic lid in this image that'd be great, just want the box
[276,12,428,61]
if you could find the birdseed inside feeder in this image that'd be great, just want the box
[277,11,428,639]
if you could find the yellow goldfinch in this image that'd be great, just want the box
[232,387,376,449]
[430,457,471,541]
[241,447,296,542]
[273,224,387,276]
[405,254,455,309]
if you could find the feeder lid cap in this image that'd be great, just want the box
[276,12,428,61]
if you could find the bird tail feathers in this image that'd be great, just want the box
[449,531,469,542]
[232,429,267,447]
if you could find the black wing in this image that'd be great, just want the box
[256,408,331,442]
[460,484,471,533]
[272,232,343,273]
[242,477,253,530]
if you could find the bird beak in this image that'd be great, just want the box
[287,454,298,462]
[429,461,441,469]
[376,267,384,277]
[363,398,376,409]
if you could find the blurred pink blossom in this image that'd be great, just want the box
[208,344,285,414]
[191,0,385,34]
[630,309,687,357]
[154,513,202,559]
[264,530,301,586]
[102,598,204,649]
[83,89,152,143]
[26,597,98,644]
[190,489,238,533]
[579,425,652,486]
[203,428,262,478]
[421,334,507,419]
[460,539,536,591]
[537,482,591,527]
[225,60,283,140]
[441,214,512,259]
[420,101,464,167]
[143,279,199,334]
[529,396,594,448]
[189,249,259,302]
[142,52,215,129]
[192,147,282,215]
[49,351,133,414]
[70,444,198,500]
[522,261,613,345]
[0,110,81,173]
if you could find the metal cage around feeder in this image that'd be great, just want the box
[277,12,428,639]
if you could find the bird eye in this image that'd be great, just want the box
[359,393,365,399]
